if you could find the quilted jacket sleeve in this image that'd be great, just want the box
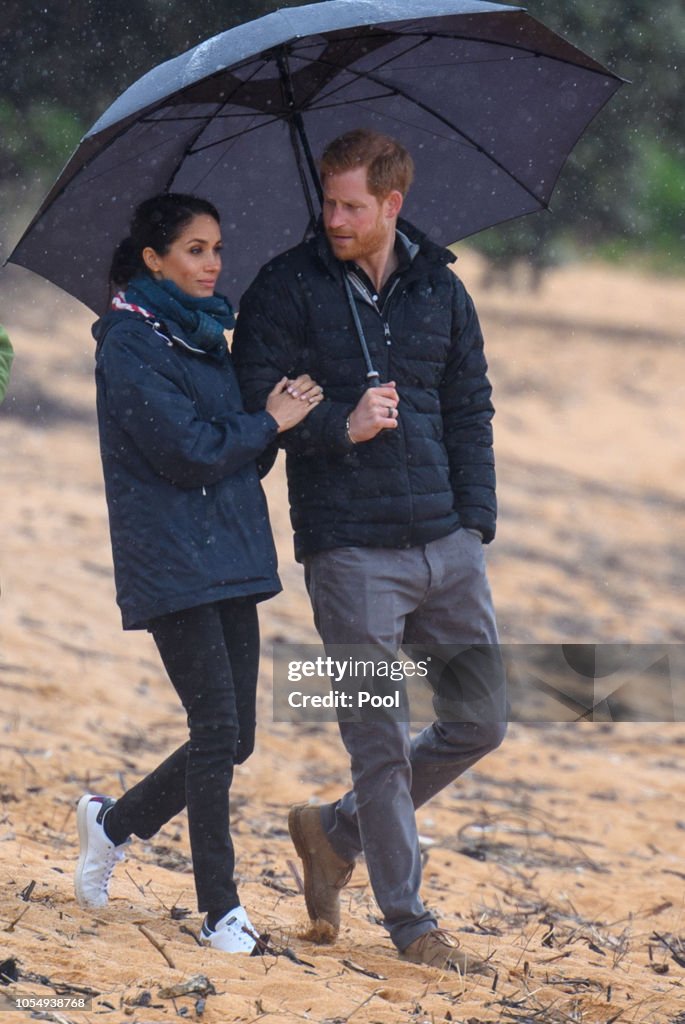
[439,278,496,542]
[233,270,354,459]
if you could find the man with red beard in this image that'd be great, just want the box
[233,129,504,972]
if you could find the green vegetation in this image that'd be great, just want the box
[0,100,84,180]
[467,1,685,275]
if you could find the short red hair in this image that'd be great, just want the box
[319,129,414,198]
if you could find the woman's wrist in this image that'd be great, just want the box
[263,410,282,434]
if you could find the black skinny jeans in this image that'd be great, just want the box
[105,596,260,917]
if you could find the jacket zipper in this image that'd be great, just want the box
[347,273,401,355]
[346,272,414,539]
[147,319,209,497]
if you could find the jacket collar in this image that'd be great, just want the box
[311,217,455,281]
[92,307,211,359]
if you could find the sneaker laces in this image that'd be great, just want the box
[92,841,127,888]
[107,845,126,874]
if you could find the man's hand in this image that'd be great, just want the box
[348,382,399,443]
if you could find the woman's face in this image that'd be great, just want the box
[143,214,222,298]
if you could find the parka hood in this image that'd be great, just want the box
[92,309,145,354]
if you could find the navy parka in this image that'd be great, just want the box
[93,310,281,630]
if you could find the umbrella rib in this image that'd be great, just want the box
[187,114,287,155]
[180,69,543,206]
[140,111,286,122]
[291,40,597,117]
[161,119,224,195]
[365,53,539,70]
[299,53,545,207]
[413,27,619,78]
[68,132,199,188]
[295,33,432,111]
[301,48,532,113]
[290,27,616,81]
[31,55,278,210]
[143,53,277,127]
[334,99,479,152]
[360,36,432,75]
[293,92,483,154]
[69,116,281,190]
[291,93,402,113]
[229,36,430,133]
[177,113,272,195]
[293,33,430,111]
[161,56,276,194]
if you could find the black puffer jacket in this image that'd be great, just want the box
[93,310,281,629]
[233,221,495,561]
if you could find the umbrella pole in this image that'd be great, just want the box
[277,51,323,207]
[342,276,381,387]
[277,48,379,388]
[293,113,323,206]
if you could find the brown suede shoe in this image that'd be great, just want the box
[288,803,354,941]
[400,928,494,975]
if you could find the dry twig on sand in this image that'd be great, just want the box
[136,923,176,968]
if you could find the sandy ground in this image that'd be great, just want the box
[1,252,684,1023]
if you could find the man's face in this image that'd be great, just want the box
[322,166,399,264]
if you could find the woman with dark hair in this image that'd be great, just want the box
[74,193,321,954]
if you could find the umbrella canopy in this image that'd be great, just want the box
[8,0,624,313]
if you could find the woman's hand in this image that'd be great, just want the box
[266,376,324,433]
[286,374,322,402]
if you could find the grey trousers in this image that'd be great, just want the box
[303,528,506,951]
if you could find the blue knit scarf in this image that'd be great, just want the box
[124,275,235,361]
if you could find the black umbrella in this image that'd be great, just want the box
[7,0,624,313]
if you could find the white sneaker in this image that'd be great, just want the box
[74,794,127,908]
[200,906,259,954]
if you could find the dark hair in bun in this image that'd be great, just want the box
[109,193,220,287]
